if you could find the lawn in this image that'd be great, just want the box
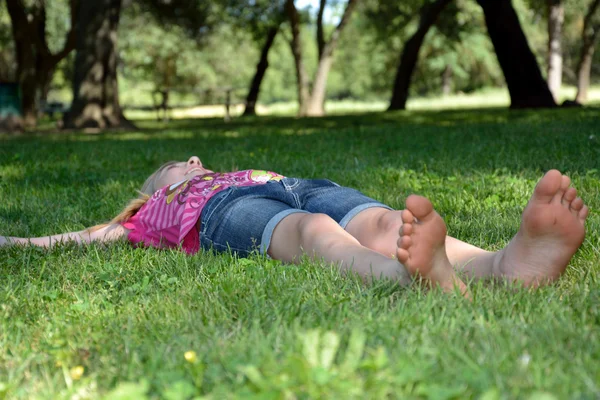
[1,107,599,399]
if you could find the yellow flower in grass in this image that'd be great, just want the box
[70,365,84,380]
[184,351,198,364]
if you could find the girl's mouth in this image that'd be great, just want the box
[185,167,204,175]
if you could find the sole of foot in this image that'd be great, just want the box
[495,170,588,287]
[396,195,469,297]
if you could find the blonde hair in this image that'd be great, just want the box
[139,160,179,196]
[87,161,179,232]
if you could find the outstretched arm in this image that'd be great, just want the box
[0,224,129,248]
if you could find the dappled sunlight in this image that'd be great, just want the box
[2,110,600,399]
[101,131,196,141]
[3,0,600,395]
[222,130,241,138]
[120,86,600,124]
[0,164,25,181]
[11,103,600,141]
[278,127,321,136]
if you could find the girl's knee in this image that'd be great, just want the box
[297,213,338,239]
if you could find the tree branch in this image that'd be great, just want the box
[316,0,326,60]
[583,0,600,36]
[51,0,79,63]
[6,0,33,70]
[321,0,359,58]
[33,1,52,59]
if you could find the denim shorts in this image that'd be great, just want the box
[198,178,392,257]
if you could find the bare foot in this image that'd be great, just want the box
[396,195,468,296]
[494,170,589,286]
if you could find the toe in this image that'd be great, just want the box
[563,188,577,214]
[571,197,584,212]
[563,187,577,204]
[405,195,434,221]
[551,175,571,205]
[397,235,412,249]
[579,205,589,223]
[533,170,562,204]
[401,209,414,224]
[396,248,409,264]
[399,223,413,236]
[560,175,571,191]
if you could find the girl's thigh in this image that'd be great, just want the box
[199,186,307,257]
[294,178,393,228]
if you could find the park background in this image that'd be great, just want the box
[0,0,599,125]
[1,0,600,399]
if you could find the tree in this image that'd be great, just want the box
[285,0,310,115]
[476,0,556,108]
[63,0,132,129]
[5,0,77,127]
[222,0,287,116]
[286,0,360,116]
[546,0,564,101]
[388,0,453,110]
[0,4,16,83]
[243,25,280,116]
[138,0,214,40]
[574,0,600,103]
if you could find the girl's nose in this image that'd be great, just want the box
[188,156,202,166]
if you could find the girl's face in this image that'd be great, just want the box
[154,156,213,189]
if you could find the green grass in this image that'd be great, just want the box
[1,106,600,399]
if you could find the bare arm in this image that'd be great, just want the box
[0,224,129,248]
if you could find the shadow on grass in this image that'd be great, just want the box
[1,106,599,190]
[125,105,600,136]
[16,105,600,137]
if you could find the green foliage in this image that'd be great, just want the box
[1,108,600,398]
[222,0,286,41]
[21,0,598,107]
[415,0,503,94]
[119,5,258,106]
[515,0,600,85]
[44,0,73,54]
[0,0,71,84]
[0,4,15,82]
[136,0,215,40]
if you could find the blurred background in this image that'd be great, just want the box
[0,0,598,130]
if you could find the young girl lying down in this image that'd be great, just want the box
[1,156,589,295]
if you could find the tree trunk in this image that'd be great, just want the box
[305,0,358,116]
[243,26,279,117]
[441,64,453,95]
[575,0,600,104]
[6,0,78,128]
[546,0,563,101]
[575,49,594,103]
[305,53,333,116]
[388,0,452,111]
[63,0,134,130]
[477,0,556,108]
[285,0,310,116]
[6,0,38,127]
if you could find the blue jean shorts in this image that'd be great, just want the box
[198,178,392,257]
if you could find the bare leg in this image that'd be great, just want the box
[267,212,412,285]
[346,208,488,271]
[346,170,589,286]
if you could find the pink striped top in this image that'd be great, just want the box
[122,170,284,254]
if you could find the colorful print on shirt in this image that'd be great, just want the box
[122,170,284,254]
